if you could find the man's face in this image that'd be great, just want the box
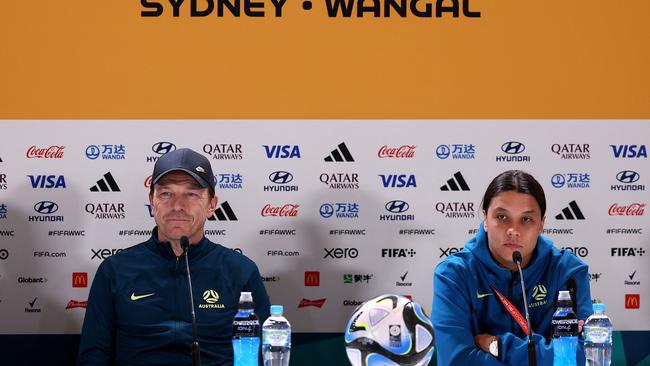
[483,191,545,271]
[149,171,217,245]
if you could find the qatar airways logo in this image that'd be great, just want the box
[26,146,65,159]
[261,204,299,217]
[608,203,646,216]
[378,145,415,158]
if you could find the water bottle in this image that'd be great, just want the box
[262,305,291,366]
[552,290,578,366]
[584,303,613,366]
[232,292,260,366]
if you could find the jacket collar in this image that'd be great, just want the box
[145,226,209,260]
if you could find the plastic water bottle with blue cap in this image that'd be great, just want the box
[584,302,613,366]
[262,305,291,366]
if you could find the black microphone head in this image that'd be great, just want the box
[512,251,523,264]
[180,236,190,251]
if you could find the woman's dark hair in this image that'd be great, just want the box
[481,170,546,216]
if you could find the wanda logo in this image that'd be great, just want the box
[261,204,299,217]
[378,145,416,158]
[609,203,646,216]
[26,146,65,159]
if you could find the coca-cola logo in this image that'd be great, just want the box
[378,145,416,158]
[26,146,65,159]
[261,204,299,217]
[609,203,646,216]
[144,175,152,188]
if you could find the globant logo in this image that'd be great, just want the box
[610,145,647,158]
[26,145,64,159]
[434,202,475,218]
[380,200,414,221]
[18,276,48,284]
[551,173,590,189]
[319,173,359,189]
[263,145,301,159]
[319,202,359,219]
[28,175,66,189]
[264,171,298,192]
[261,204,299,217]
[203,143,243,160]
[608,203,646,216]
[611,170,645,191]
[551,144,590,159]
[85,144,126,160]
[435,144,476,160]
[379,174,416,188]
[378,145,416,158]
[29,201,64,222]
[496,141,530,162]
[146,142,176,162]
[216,173,243,189]
[85,203,126,219]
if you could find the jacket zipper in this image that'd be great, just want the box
[508,272,516,335]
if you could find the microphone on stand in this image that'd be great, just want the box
[181,235,201,366]
[512,251,537,366]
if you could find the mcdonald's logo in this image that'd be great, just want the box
[72,272,88,288]
[304,271,320,287]
[625,294,640,309]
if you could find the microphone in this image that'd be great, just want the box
[512,251,536,366]
[181,236,201,366]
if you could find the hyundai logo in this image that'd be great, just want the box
[617,170,640,184]
[551,174,565,188]
[320,204,334,218]
[385,200,409,213]
[85,145,101,160]
[435,145,451,159]
[151,142,176,155]
[34,201,59,214]
[269,171,293,184]
[501,141,526,155]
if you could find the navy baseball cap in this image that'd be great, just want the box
[152,148,215,193]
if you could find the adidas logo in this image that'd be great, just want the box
[555,200,585,220]
[90,172,121,192]
[440,172,470,191]
[324,143,354,162]
[208,201,238,221]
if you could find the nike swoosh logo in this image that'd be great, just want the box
[476,291,493,299]
[131,292,155,301]
[629,270,637,280]
[400,272,408,281]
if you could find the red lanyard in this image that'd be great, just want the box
[489,285,530,336]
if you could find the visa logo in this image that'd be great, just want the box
[263,145,301,159]
[28,175,66,189]
[610,145,647,158]
[379,174,417,188]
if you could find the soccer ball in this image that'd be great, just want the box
[344,294,434,366]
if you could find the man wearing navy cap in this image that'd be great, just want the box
[78,148,270,366]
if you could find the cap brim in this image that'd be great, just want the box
[152,168,213,192]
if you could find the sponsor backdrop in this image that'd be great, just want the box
[0,120,648,364]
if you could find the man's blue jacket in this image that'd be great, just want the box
[77,228,270,365]
[432,223,592,366]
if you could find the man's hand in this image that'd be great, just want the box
[474,333,495,353]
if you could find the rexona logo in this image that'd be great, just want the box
[625,294,640,309]
[304,271,320,286]
[85,144,126,160]
[610,145,647,158]
[324,142,354,162]
[435,202,475,218]
[381,248,416,258]
[25,297,41,313]
[72,272,88,288]
[323,247,358,259]
[551,173,591,189]
[612,170,644,191]
[85,203,126,219]
[439,247,463,258]
[264,171,298,192]
[440,172,470,191]
[199,289,225,309]
[203,143,243,160]
[625,270,640,286]
[380,200,414,221]
[216,173,243,189]
[208,201,238,221]
[555,201,585,220]
[608,203,646,216]
[496,141,530,162]
[261,204,299,217]
[146,142,176,162]
[379,174,416,188]
[263,145,301,159]
[91,248,123,260]
[298,298,326,308]
[378,145,415,158]
[26,145,64,159]
[319,173,359,189]
[611,248,645,257]
[396,271,412,287]
[0,203,7,220]
[29,201,64,222]
[320,202,359,219]
[435,144,476,160]
[28,175,66,189]
[551,144,590,159]
[89,172,121,192]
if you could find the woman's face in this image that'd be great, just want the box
[483,191,545,271]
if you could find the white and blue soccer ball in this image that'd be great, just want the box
[344,294,434,366]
